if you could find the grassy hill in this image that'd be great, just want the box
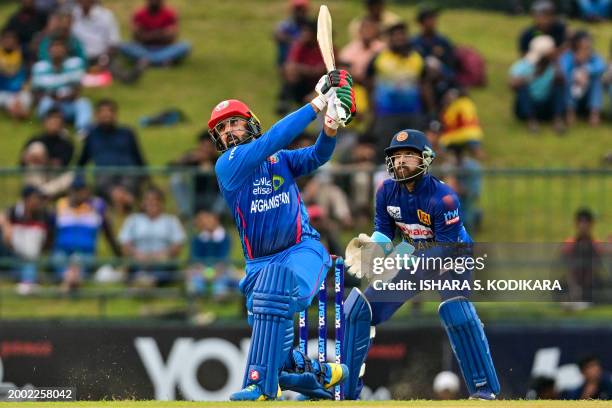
[0,1,610,166]
[0,0,609,243]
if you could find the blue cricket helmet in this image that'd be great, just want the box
[385,129,431,155]
[385,129,436,182]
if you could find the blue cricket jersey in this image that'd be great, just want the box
[375,173,472,249]
[215,104,336,259]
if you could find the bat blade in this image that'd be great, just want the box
[317,5,335,72]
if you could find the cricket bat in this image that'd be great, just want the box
[317,5,347,121]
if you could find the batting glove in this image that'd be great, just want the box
[324,86,356,128]
[311,69,353,111]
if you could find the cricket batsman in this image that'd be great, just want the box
[208,70,356,401]
[342,129,500,400]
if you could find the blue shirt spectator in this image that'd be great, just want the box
[55,191,106,254]
[411,6,455,74]
[510,58,557,101]
[78,125,145,167]
[187,209,237,297]
[559,30,606,125]
[191,212,231,264]
[78,99,147,214]
[575,0,611,21]
[274,0,309,67]
[78,99,146,167]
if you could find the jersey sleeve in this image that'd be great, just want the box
[411,190,469,270]
[215,104,317,190]
[432,192,463,243]
[374,183,396,241]
[284,130,336,177]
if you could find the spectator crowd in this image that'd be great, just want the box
[0,0,608,303]
[509,0,611,133]
[0,0,220,295]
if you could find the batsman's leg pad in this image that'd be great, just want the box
[343,288,374,400]
[243,263,298,398]
[439,296,500,396]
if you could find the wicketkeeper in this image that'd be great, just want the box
[342,129,500,400]
[208,70,356,401]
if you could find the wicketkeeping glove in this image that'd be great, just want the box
[311,69,353,111]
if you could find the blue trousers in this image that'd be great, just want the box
[567,79,604,114]
[514,84,565,121]
[240,239,331,325]
[37,96,93,132]
[118,42,191,66]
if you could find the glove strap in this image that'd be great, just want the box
[311,94,327,112]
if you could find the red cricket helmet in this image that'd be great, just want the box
[208,100,262,152]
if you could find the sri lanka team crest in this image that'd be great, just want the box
[268,154,279,164]
[417,209,431,225]
[396,131,408,142]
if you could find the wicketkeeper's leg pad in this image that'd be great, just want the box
[243,263,299,398]
[438,296,500,397]
[342,288,375,400]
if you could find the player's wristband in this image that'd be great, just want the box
[311,94,327,111]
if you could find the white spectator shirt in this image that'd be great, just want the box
[118,213,186,254]
[72,4,120,59]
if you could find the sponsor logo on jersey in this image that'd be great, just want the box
[273,175,284,191]
[229,147,237,160]
[268,154,279,164]
[387,206,402,220]
[417,209,431,226]
[444,208,460,225]
[396,222,434,239]
[250,192,291,213]
[252,177,272,195]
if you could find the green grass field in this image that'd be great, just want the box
[1,400,611,407]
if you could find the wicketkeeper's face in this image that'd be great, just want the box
[215,116,248,150]
[391,148,423,179]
